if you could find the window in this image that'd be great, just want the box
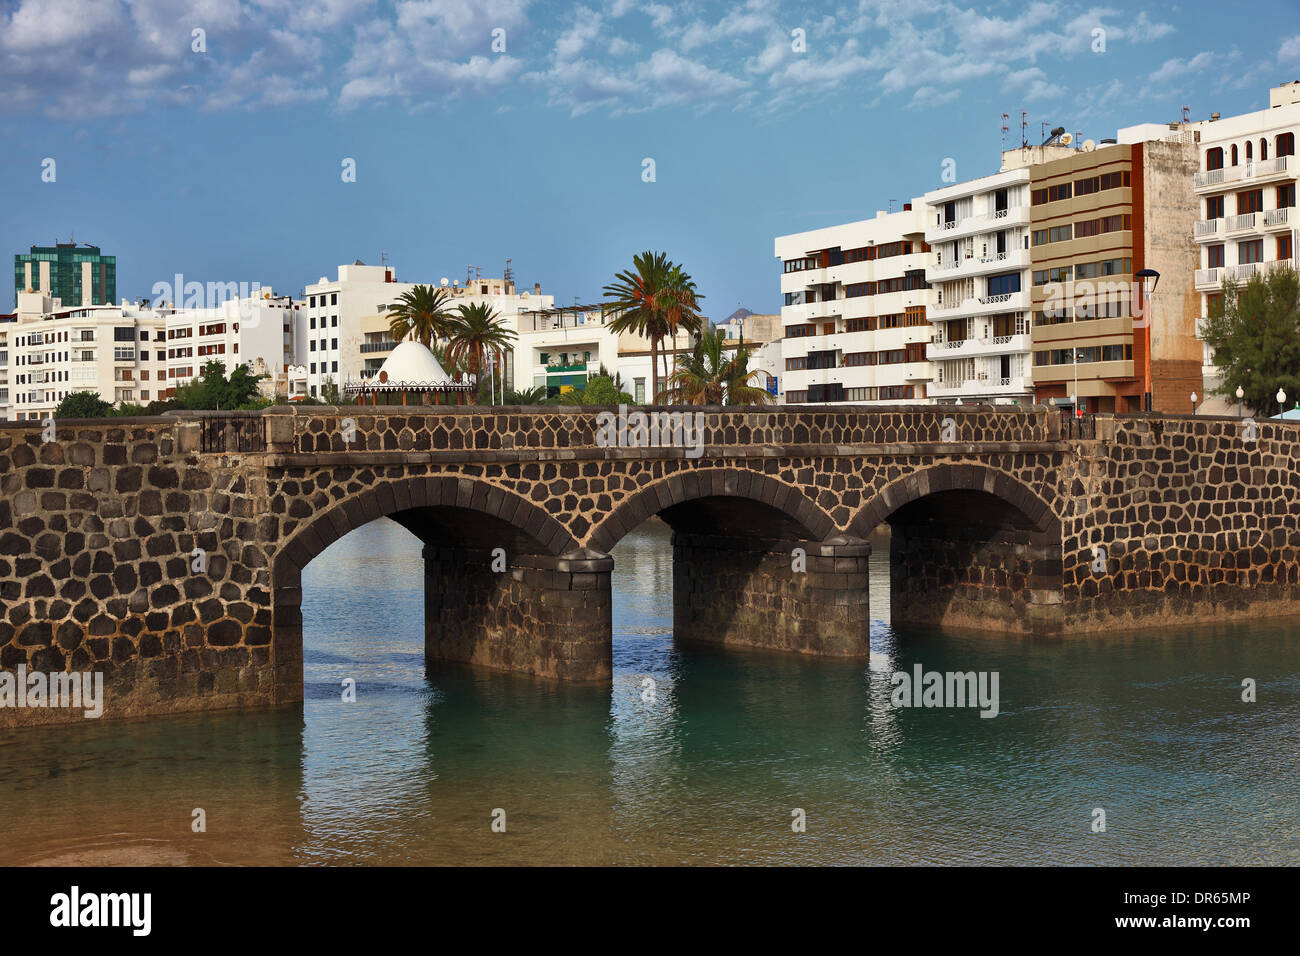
[332,361,338,373]
[1076,261,1101,279]
[785,323,817,338]
[842,352,871,367]
[1237,189,1263,214]
[1032,266,1073,286]
[1098,170,1129,190]
[1231,144,1239,166]
[783,255,821,273]
[1100,257,1132,276]
[113,327,134,341]
[634,378,645,403]
[845,282,871,298]
[1207,244,1225,268]
[310,317,316,329]
[1278,235,1293,260]
[1206,148,1224,171]
[1033,226,1072,245]
[332,316,338,327]
[1074,218,1100,238]
[845,317,874,332]
[1238,239,1264,264]
[310,363,317,374]
[331,293,338,305]
[1075,175,1099,196]
[1278,184,1296,208]
[1206,195,1225,219]
[1278,132,1295,158]
[986,272,1021,296]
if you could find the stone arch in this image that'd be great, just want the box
[271,474,578,585]
[587,467,837,553]
[849,463,1061,539]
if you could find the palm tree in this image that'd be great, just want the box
[603,251,704,403]
[444,302,517,395]
[664,328,772,406]
[386,285,455,348]
[504,385,548,405]
[661,264,705,389]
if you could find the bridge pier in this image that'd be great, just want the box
[888,522,1063,635]
[423,546,613,681]
[672,532,872,656]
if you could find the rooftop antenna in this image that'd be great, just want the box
[1182,105,1190,125]
[1001,112,1009,151]
[503,258,513,284]
[380,251,389,266]
[465,264,474,285]
[1021,110,1028,149]
[888,199,896,212]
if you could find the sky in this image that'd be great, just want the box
[3,0,1300,318]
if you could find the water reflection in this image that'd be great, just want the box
[0,516,1297,865]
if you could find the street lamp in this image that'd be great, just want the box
[1136,268,1160,412]
[1236,385,1244,418]
[1278,388,1287,414]
[1191,391,1198,414]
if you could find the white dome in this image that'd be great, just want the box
[375,341,455,386]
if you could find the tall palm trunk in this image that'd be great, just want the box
[649,336,659,404]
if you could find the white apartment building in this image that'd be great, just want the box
[775,205,934,404]
[1192,81,1300,394]
[303,261,419,399]
[2,291,168,420]
[923,168,1035,404]
[162,288,301,399]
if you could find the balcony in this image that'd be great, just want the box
[929,374,1032,397]
[1194,155,1291,191]
[927,247,1028,281]
[1225,212,1256,233]
[1194,218,1222,240]
[925,206,1030,243]
[926,333,1031,362]
[360,340,398,354]
[1263,207,1292,229]
[1194,267,1221,289]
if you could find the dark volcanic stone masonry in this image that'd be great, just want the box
[2,404,1298,725]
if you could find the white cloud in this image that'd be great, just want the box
[1146,51,1213,86]
[1280,35,1300,61]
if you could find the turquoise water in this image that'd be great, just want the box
[2,517,1298,865]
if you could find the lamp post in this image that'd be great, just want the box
[1236,385,1244,418]
[1135,268,1160,412]
[1190,390,1198,415]
[1278,387,1287,416]
[1073,347,1080,418]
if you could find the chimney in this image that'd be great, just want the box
[534,282,541,295]
[1210,112,1221,121]
[903,202,912,211]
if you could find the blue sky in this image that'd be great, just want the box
[3,0,1300,317]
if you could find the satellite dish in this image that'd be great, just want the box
[440,278,449,286]
[452,280,459,287]
[1082,139,1096,152]
[1060,132,1074,146]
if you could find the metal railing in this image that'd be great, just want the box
[1060,412,1097,439]
[199,414,267,453]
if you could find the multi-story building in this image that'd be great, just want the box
[775,205,934,404]
[1025,132,1202,413]
[923,168,1034,404]
[1192,81,1299,397]
[303,260,418,400]
[14,242,116,307]
[3,292,167,420]
[162,289,302,398]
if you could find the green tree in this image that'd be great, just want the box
[172,360,268,410]
[319,376,351,405]
[664,328,773,406]
[54,391,112,419]
[445,302,517,388]
[386,285,456,348]
[1201,264,1300,416]
[603,251,704,403]
[579,375,634,405]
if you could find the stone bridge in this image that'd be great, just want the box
[3,404,1299,725]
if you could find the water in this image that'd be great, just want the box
[2,518,1298,865]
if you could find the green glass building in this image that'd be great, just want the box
[14,242,116,306]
